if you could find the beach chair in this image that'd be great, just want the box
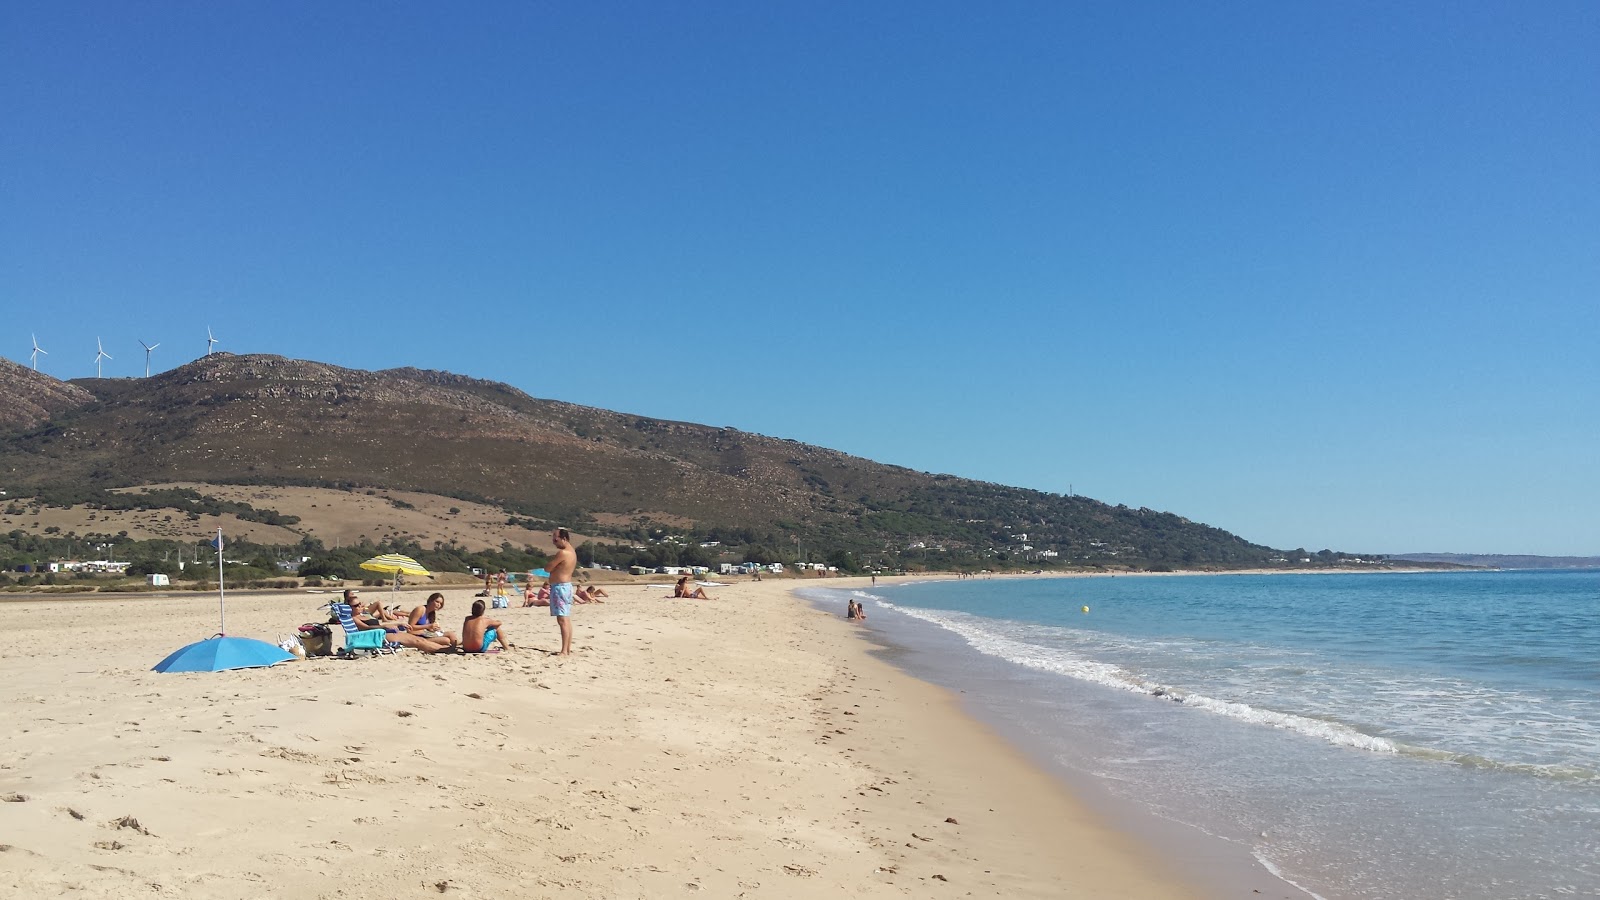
[330,603,403,657]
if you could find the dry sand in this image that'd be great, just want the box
[0,577,1205,898]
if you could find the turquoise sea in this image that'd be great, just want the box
[798,570,1600,900]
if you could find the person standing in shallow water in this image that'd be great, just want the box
[547,528,578,656]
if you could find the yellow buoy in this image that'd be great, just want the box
[1081,605,1090,613]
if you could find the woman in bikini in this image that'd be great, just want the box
[406,593,459,650]
[673,576,713,600]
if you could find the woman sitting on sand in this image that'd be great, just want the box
[673,576,713,600]
[576,585,605,604]
[523,582,550,607]
[406,593,460,649]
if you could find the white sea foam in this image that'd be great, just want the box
[877,600,1401,755]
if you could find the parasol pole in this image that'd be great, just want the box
[215,528,227,635]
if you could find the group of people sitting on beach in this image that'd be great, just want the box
[846,597,867,621]
[521,580,608,607]
[339,589,512,654]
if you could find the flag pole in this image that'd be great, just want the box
[215,528,226,635]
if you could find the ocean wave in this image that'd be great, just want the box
[1395,746,1600,784]
[877,600,1402,755]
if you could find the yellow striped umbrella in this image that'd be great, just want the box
[359,554,431,594]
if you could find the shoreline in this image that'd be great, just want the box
[797,579,1301,900]
[2,574,1212,897]
[0,562,1471,602]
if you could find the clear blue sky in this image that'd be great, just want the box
[4,3,1596,556]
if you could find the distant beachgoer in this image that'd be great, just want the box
[533,582,551,605]
[576,585,605,604]
[674,576,713,600]
[584,584,609,599]
[856,601,867,622]
[407,593,459,649]
[462,599,511,652]
[871,574,876,587]
[548,528,577,655]
[846,599,859,620]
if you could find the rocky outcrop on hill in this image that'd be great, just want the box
[0,358,96,431]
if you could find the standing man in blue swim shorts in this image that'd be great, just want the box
[548,527,578,656]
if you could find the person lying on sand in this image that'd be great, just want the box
[583,584,610,599]
[342,589,400,627]
[406,593,460,649]
[461,599,512,653]
[673,576,714,600]
[576,585,605,604]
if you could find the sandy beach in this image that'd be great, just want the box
[1,577,1210,898]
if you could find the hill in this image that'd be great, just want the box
[0,357,95,431]
[0,353,1285,569]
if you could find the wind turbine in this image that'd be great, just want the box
[94,337,112,378]
[206,326,219,355]
[30,334,46,370]
[139,339,160,377]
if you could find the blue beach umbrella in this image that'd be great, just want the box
[152,635,293,673]
[532,568,550,578]
[153,528,293,673]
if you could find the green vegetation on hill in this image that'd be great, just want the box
[13,486,301,527]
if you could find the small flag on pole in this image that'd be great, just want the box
[210,534,224,551]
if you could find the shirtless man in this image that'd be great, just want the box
[548,528,578,655]
[461,599,511,653]
[343,589,398,626]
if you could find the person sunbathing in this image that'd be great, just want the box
[337,601,453,654]
[523,581,551,607]
[407,593,460,649]
[673,576,713,600]
[341,590,396,626]
[584,584,610,599]
[576,585,605,604]
[461,599,512,653]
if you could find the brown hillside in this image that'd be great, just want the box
[0,353,1282,565]
[0,357,95,431]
